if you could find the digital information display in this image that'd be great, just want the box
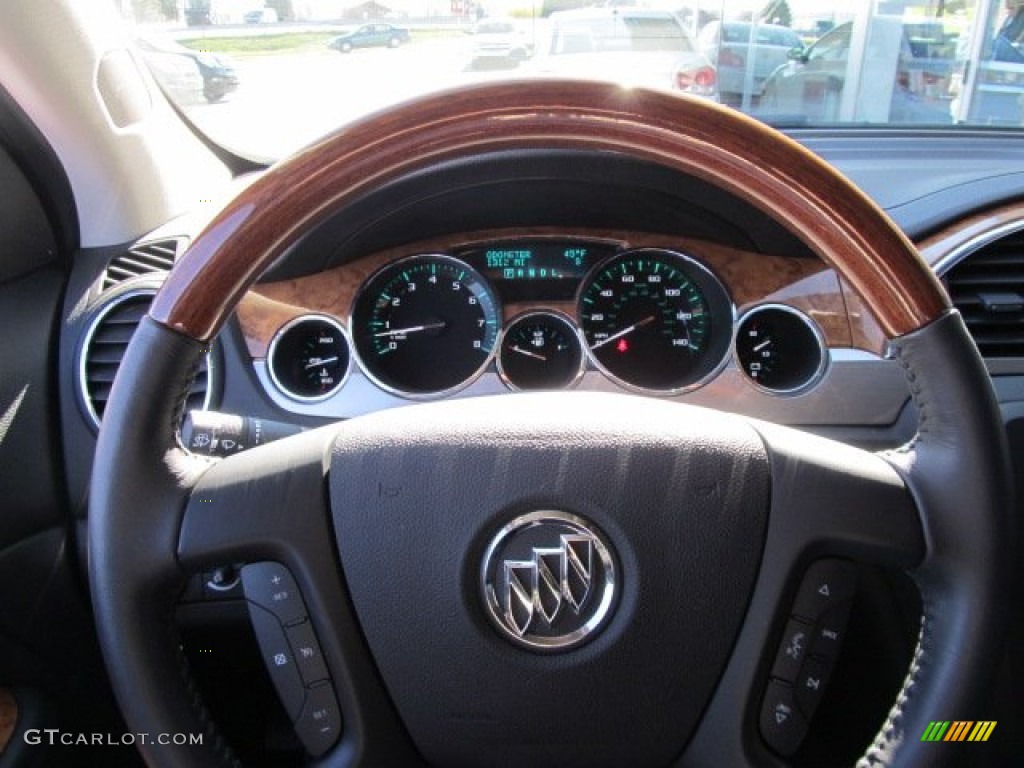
[464,241,614,301]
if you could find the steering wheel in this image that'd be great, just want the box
[89,80,1011,768]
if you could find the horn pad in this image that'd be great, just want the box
[330,393,769,767]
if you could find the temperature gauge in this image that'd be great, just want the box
[268,315,352,401]
[498,312,585,390]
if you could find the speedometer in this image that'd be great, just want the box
[578,249,733,393]
[350,254,501,397]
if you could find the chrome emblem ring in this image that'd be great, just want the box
[481,510,617,651]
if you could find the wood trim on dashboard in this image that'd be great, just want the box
[916,200,1024,269]
[149,80,949,342]
[235,229,851,358]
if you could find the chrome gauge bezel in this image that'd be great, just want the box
[575,248,736,396]
[348,253,501,400]
[267,313,353,403]
[496,310,587,391]
[733,303,830,396]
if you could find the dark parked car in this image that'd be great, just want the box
[697,20,803,104]
[137,38,239,103]
[760,17,953,124]
[244,8,278,24]
[328,23,410,53]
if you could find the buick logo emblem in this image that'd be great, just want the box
[481,511,616,650]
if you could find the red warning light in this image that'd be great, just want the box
[616,339,629,353]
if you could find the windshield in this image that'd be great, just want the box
[121,0,1024,159]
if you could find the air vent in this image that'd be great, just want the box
[80,290,211,428]
[101,238,182,290]
[945,233,1024,358]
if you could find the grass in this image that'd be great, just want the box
[178,32,338,55]
[178,28,466,56]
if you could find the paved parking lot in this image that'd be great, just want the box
[182,39,527,158]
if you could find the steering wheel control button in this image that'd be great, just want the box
[762,559,856,755]
[792,559,857,623]
[286,621,329,686]
[240,562,340,755]
[246,603,305,721]
[241,561,307,627]
[481,510,616,651]
[771,618,813,682]
[759,680,809,757]
[294,683,341,757]
[794,656,832,719]
[810,602,853,662]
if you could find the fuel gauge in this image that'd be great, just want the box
[498,312,585,391]
[735,304,827,395]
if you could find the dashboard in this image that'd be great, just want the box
[60,138,1024,504]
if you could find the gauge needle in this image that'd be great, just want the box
[590,315,655,350]
[304,356,338,370]
[373,321,446,338]
[510,345,547,362]
[753,339,772,352]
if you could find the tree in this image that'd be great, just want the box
[266,0,295,21]
[540,0,587,17]
[759,0,791,27]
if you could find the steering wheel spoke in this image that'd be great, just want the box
[177,426,336,569]
[682,423,926,766]
[176,425,422,765]
[756,422,926,569]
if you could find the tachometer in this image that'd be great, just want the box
[578,249,733,393]
[351,254,501,397]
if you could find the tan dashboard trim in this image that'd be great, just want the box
[149,80,949,342]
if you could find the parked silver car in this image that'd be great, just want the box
[698,20,803,104]
[468,18,533,69]
[534,8,717,97]
[759,17,953,124]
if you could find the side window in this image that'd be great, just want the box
[808,25,851,62]
[722,25,745,44]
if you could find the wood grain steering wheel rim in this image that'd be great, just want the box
[150,79,948,342]
[89,80,1010,768]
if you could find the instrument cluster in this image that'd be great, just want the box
[264,239,828,406]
